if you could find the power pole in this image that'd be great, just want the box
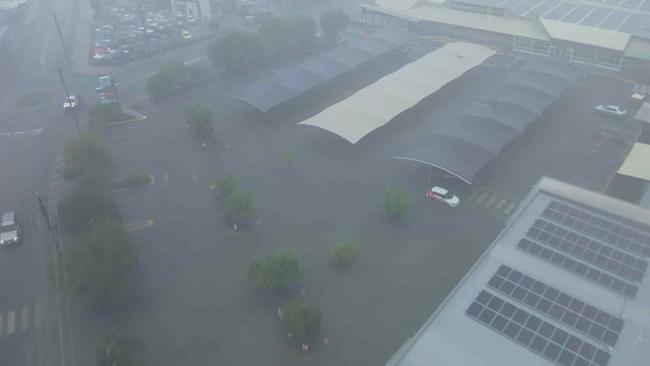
[36,193,61,255]
[57,68,81,135]
[53,12,73,70]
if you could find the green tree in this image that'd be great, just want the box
[58,181,120,234]
[248,251,303,291]
[383,187,410,218]
[185,103,214,135]
[224,191,255,225]
[207,31,263,71]
[62,220,136,306]
[145,62,190,96]
[215,175,237,200]
[331,241,359,267]
[62,134,109,181]
[97,333,142,366]
[285,15,316,48]
[282,299,321,344]
[258,16,290,52]
[320,9,350,38]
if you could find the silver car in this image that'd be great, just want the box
[0,211,21,246]
[595,105,627,118]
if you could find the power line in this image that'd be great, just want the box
[52,12,72,70]
[57,68,81,135]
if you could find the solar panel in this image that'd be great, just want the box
[544,200,650,259]
[527,218,647,283]
[467,290,611,366]
[488,265,624,347]
[518,239,639,298]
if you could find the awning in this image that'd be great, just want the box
[618,143,650,181]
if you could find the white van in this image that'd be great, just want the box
[0,211,21,246]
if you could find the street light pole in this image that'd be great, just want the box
[36,193,61,255]
[57,68,81,135]
[53,12,73,70]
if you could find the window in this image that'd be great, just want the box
[570,47,622,70]
[513,37,551,56]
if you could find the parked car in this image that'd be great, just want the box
[426,186,460,207]
[180,30,192,40]
[595,105,627,118]
[63,95,80,110]
[0,211,21,246]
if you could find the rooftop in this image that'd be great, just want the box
[386,177,650,366]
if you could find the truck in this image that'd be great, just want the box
[96,75,118,104]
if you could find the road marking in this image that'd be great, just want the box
[494,198,507,211]
[504,202,517,215]
[7,311,15,335]
[164,173,169,185]
[40,31,50,65]
[125,219,155,233]
[184,56,207,65]
[191,170,197,183]
[484,195,497,208]
[149,174,155,185]
[34,304,42,327]
[475,192,488,205]
[0,314,3,336]
[21,306,29,331]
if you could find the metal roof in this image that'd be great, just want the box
[385,177,650,366]
[397,60,581,184]
[227,28,417,112]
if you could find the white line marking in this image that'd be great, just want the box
[475,192,488,205]
[541,2,564,18]
[21,306,29,331]
[495,199,507,211]
[596,10,615,27]
[558,5,579,21]
[577,8,598,24]
[7,311,15,335]
[40,32,50,65]
[191,170,197,183]
[34,303,42,327]
[484,195,497,208]
[184,56,207,65]
[615,13,632,30]
[0,314,3,337]
[504,202,518,215]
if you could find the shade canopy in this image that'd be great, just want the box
[299,42,497,143]
[228,28,417,112]
[618,143,650,181]
[397,60,582,184]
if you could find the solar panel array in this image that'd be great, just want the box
[466,290,611,366]
[461,0,650,35]
[488,265,624,347]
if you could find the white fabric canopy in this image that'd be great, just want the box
[299,42,496,143]
[618,143,650,181]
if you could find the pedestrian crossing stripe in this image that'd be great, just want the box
[0,304,41,337]
[465,188,519,219]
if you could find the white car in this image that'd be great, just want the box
[595,105,627,118]
[0,211,21,246]
[63,95,80,110]
[426,186,460,207]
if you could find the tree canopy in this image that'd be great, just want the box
[331,241,359,267]
[186,103,214,135]
[282,299,321,344]
[224,191,255,225]
[62,220,137,306]
[146,62,202,96]
[248,251,303,291]
[62,134,109,182]
[383,187,410,218]
[320,9,350,38]
[207,31,263,71]
[285,15,317,48]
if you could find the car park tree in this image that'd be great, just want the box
[186,103,214,135]
[258,16,291,52]
[89,103,123,128]
[248,251,303,291]
[320,9,350,39]
[61,219,136,307]
[281,299,321,344]
[62,134,109,182]
[224,191,255,226]
[207,31,263,71]
[383,187,410,218]
[215,175,237,200]
[331,241,359,267]
[145,62,190,96]
[58,181,120,235]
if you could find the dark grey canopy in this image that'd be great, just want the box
[229,28,416,112]
[397,60,581,184]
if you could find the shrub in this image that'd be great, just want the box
[331,241,359,267]
[248,251,303,291]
